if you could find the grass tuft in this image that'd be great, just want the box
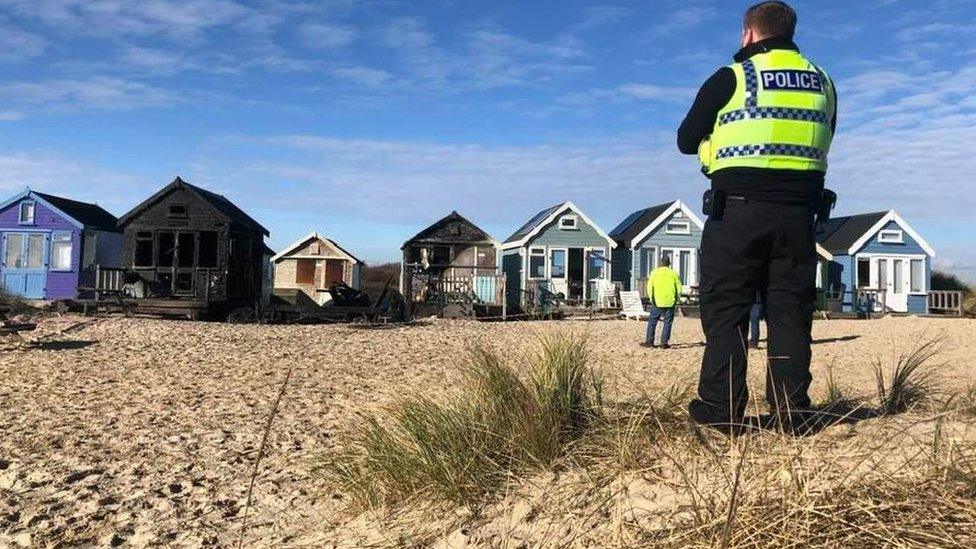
[329,333,603,508]
[874,337,941,415]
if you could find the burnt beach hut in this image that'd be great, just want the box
[399,211,504,318]
[114,177,270,319]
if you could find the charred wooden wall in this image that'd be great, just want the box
[120,187,264,303]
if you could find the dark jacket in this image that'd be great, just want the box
[677,37,838,205]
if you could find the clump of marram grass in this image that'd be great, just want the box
[329,333,603,508]
[874,336,941,415]
[818,362,856,414]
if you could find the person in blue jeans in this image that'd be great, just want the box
[749,299,764,349]
[641,255,683,349]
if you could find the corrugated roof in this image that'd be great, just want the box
[33,191,119,232]
[502,203,562,245]
[816,211,888,254]
[609,202,673,249]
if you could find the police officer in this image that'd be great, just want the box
[677,1,837,432]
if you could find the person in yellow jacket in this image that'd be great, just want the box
[641,255,683,349]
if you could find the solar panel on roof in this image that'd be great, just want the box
[609,208,648,237]
[505,204,561,242]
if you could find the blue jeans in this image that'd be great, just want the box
[646,305,675,345]
[749,301,764,345]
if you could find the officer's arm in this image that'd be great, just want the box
[676,67,735,155]
[828,75,838,133]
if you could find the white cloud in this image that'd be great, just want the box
[331,66,392,87]
[298,21,358,49]
[0,77,179,111]
[0,0,253,40]
[0,25,46,61]
[644,5,718,37]
[0,151,144,213]
[0,110,24,121]
[575,5,631,31]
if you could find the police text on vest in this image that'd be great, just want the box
[759,70,823,93]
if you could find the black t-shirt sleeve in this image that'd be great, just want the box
[676,67,735,155]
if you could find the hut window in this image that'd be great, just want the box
[168,204,188,218]
[296,259,316,284]
[665,221,691,235]
[135,231,154,267]
[430,246,450,265]
[559,216,578,230]
[550,249,566,278]
[588,249,606,279]
[50,232,73,271]
[878,229,903,244]
[157,232,176,267]
[857,258,871,288]
[198,232,218,268]
[18,201,35,224]
[910,259,925,293]
[177,233,195,267]
[407,246,422,264]
[310,240,321,254]
[528,247,546,279]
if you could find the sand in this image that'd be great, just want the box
[1,315,974,547]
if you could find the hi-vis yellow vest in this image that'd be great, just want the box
[699,49,836,174]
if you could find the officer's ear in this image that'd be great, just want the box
[741,25,759,48]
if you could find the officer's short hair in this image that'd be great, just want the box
[660,255,671,267]
[744,1,797,40]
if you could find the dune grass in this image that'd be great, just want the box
[327,334,976,547]
[874,337,941,415]
[328,334,603,508]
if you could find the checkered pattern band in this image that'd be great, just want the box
[718,106,831,126]
[714,143,826,161]
[742,60,758,108]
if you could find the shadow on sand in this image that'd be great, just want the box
[29,340,97,351]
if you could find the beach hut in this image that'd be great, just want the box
[115,177,270,318]
[501,201,616,310]
[608,200,704,296]
[400,211,503,317]
[271,232,364,306]
[0,188,122,300]
[816,210,935,314]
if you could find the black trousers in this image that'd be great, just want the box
[690,198,817,424]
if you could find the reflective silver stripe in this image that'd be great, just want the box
[718,106,831,126]
[714,143,826,161]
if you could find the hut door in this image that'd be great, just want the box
[174,232,196,296]
[1,232,48,299]
[567,248,585,301]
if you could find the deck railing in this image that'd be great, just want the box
[94,265,126,292]
[928,290,965,316]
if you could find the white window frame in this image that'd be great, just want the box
[665,221,691,235]
[558,215,579,230]
[587,247,607,280]
[878,229,904,244]
[857,253,927,295]
[909,258,925,294]
[50,231,73,271]
[19,200,35,225]
[660,246,697,288]
[548,247,568,279]
[528,247,547,280]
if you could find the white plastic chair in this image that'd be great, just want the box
[619,290,649,320]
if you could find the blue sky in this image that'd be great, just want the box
[1,0,974,279]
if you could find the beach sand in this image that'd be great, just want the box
[1,315,974,547]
